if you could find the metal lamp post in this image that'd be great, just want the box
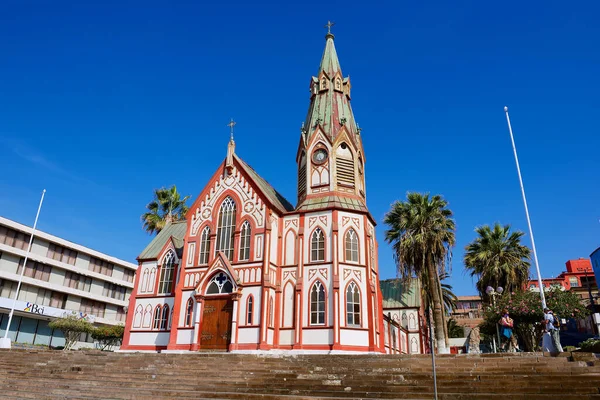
[486,286,504,352]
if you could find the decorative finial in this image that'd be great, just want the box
[227,118,236,141]
[504,106,508,112]
[325,21,335,39]
[226,119,236,172]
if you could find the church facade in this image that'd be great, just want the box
[121,31,389,353]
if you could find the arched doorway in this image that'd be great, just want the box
[199,271,234,350]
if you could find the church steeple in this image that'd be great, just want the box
[296,25,367,210]
[302,25,360,144]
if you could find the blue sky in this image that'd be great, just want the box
[1,1,599,296]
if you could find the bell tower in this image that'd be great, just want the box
[296,23,367,211]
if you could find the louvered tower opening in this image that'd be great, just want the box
[298,152,307,198]
[336,143,355,187]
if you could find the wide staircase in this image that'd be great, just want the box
[0,350,599,399]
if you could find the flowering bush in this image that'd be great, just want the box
[480,288,589,351]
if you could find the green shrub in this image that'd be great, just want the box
[578,338,600,353]
[91,324,124,351]
[48,313,94,351]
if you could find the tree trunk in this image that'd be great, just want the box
[427,261,448,354]
[436,273,450,347]
[515,323,543,352]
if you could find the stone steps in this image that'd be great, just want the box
[0,350,599,399]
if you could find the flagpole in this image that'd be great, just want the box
[504,107,547,309]
[0,189,46,348]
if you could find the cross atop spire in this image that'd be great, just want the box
[227,118,236,141]
[324,21,335,39]
[226,118,236,172]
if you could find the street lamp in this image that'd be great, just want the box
[486,286,504,305]
[486,286,504,352]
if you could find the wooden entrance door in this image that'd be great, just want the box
[200,297,233,350]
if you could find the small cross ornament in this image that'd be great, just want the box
[325,21,335,35]
[227,118,236,141]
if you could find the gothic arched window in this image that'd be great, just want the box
[345,228,359,262]
[185,298,194,327]
[133,305,143,328]
[247,296,254,325]
[158,251,175,294]
[268,296,274,328]
[160,304,169,330]
[239,221,251,261]
[401,311,408,329]
[206,272,234,295]
[311,228,325,262]
[216,196,236,260]
[346,282,361,326]
[198,226,211,265]
[152,306,162,330]
[310,281,326,325]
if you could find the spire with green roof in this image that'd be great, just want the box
[296,23,369,215]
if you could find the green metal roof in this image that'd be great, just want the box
[138,221,187,260]
[235,154,295,213]
[319,34,342,77]
[380,278,421,309]
[303,34,360,145]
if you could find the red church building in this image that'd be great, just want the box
[121,29,391,353]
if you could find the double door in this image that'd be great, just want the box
[200,297,233,350]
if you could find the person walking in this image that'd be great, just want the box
[544,308,563,353]
[499,310,517,352]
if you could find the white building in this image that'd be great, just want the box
[0,216,137,348]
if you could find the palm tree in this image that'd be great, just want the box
[384,192,456,354]
[419,272,457,347]
[447,318,465,338]
[141,185,190,235]
[463,223,531,299]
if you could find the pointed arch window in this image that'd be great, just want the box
[216,197,236,260]
[206,272,234,295]
[239,221,251,261]
[198,227,211,265]
[346,282,361,326]
[185,298,194,327]
[268,296,274,328]
[311,228,325,262]
[160,304,170,330]
[310,281,326,325]
[152,306,162,330]
[158,251,175,294]
[246,296,254,325]
[345,228,359,262]
[336,142,355,188]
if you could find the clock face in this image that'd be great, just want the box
[312,148,328,164]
